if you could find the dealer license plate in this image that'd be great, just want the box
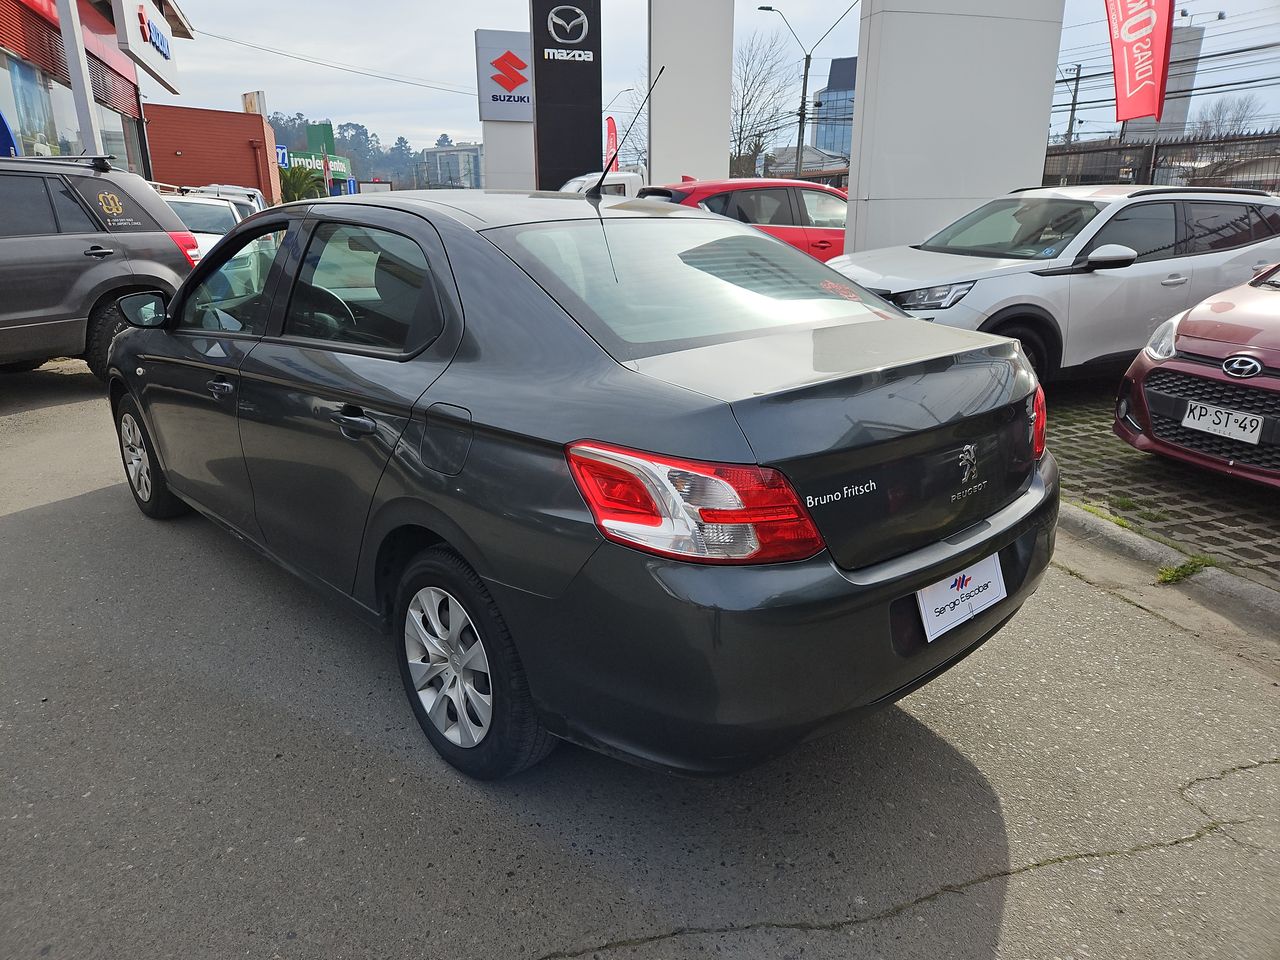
[915,553,1008,644]
[1181,401,1263,445]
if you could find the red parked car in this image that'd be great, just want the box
[1114,263,1280,489]
[639,178,848,262]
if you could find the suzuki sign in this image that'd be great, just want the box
[111,0,180,94]
[476,30,534,123]
[1104,0,1175,122]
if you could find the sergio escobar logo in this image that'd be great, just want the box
[932,577,992,617]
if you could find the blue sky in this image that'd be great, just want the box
[141,0,1280,151]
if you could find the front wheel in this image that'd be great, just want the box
[115,394,189,519]
[995,322,1055,381]
[395,548,555,779]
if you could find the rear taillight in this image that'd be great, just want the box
[1031,384,1047,459]
[565,441,825,564]
[168,230,200,268]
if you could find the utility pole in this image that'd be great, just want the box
[1064,64,1081,145]
[796,53,811,176]
[760,2,860,179]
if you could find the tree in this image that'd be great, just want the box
[1190,93,1263,140]
[729,31,798,177]
[279,165,325,203]
[436,133,453,147]
[386,136,416,186]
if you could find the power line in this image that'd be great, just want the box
[197,30,477,96]
[1050,75,1280,112]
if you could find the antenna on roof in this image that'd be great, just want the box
[585,65,664,200]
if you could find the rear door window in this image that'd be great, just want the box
[731,188,795,227]
[1087,202,1178,262]
[0,173,58,237]
[1185,202,1260,254]
[283,222,439,353]
[67,176,161,232]
[48,178,99,233]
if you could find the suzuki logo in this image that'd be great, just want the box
[490,50,529,92]
[547,5,589,44]
[1222,355,1263,379]
[959,443,978,484]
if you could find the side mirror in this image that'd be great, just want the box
[118,292,168,328]
[1086,244,1138,270]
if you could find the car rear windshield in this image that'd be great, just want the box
[919,197,1106,260]
[166,199,238,235]
[486,218,904,360]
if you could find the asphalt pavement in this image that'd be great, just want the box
[2,361,1277,960]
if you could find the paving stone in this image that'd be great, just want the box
[1046,380,1280,590]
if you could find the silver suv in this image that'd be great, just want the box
[0,156,198,379]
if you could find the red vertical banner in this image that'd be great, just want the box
[1104,0,1175,122]
[605,116,619,171]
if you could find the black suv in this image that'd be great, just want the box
[0,156,198,379]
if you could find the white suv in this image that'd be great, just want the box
[827,186,1280,378]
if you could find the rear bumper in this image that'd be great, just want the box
[493,453,1059,774]
[1113,353,1280,491]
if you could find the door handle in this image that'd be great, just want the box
[1161,275,1187,286]
[83,245,114,258]
[331,408,377,438]
[206,378,234,398]
[811,240,832,249]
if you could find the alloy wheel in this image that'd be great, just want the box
[404,587,493,748]
[119,413,152,502]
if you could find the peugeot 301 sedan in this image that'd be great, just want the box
[108,191,1058,779]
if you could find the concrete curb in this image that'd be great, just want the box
[1058,501,1280,635]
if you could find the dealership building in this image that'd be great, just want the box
[0,0,191,175]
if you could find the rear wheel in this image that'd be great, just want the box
[85,301,131,381]
[994,322,1055,381]
[114,394,188,519]
[0,359,46,373]
[395,548,555,779]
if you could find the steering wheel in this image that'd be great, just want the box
[303,284,356,331]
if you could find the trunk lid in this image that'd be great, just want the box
[627,319,1039,570]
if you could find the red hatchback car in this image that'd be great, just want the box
[639,178,848,262]
[1114,263,1280,490]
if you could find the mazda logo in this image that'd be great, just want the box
[1222,355,1263,379]
[548,5,588,44]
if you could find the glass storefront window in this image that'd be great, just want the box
[4,53,56,156]
[0,51,141,171]
[49,79,85,157]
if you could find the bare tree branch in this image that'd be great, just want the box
[1190,93,1263,140]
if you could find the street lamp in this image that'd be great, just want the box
[603,87,633,113]
[759,2,860,177]
[1178,8,1225,23]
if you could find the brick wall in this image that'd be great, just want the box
[145,105,282,204]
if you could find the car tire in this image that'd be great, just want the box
[114,394,189,519]
[395,547,556,779]
[85,300,131,382]
[0,359,47,373]
[996,322,1055,381]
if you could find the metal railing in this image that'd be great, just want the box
[1044,129,1280,191]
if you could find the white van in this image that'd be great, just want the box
[559,171,646,198]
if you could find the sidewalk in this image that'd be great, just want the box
[1046,379,1280,592]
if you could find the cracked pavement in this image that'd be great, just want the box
[3,362,1278,959]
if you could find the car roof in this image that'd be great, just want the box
[166,195,239,207]
[1009,184,1276,203]
[653,177,842,192]
[296,189,720,229]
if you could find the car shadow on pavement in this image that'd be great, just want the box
[0,361,100,416]
[2,484,1010,960]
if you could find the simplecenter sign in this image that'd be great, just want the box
[111,0,179,94]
